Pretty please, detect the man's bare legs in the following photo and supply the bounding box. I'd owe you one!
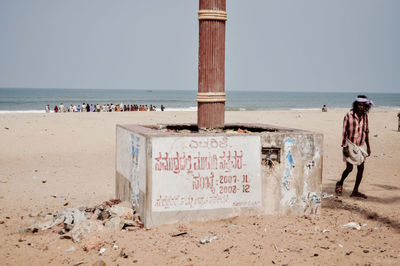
[353,163,364,193]
[336,162,367,198]
[339,162,353,185]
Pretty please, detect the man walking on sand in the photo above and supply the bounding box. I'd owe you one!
[335,95,373,199]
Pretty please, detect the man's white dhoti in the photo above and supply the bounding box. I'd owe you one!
[344,139,368,165]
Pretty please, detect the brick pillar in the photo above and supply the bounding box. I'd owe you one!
[197,0,226,130]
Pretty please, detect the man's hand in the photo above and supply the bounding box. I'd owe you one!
[343,146,350,157]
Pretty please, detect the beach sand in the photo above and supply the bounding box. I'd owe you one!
[0,109,399,265]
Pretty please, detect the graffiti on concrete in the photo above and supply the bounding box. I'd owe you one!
[282,138,296,191]
[303,192,321,215]
[129,134,141,207]
[301,150,321,214]
[288,196,297,206]
[306,160,315,170]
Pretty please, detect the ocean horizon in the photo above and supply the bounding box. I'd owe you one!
[0,88,399,113]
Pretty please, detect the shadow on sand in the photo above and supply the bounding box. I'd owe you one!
[323,197,400,233]
[371,183,400,191]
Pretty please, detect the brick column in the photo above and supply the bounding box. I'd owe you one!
[197,0,226,130]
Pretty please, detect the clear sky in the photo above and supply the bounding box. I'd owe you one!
[0,0,399,93]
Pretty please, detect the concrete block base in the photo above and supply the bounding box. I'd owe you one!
[116,124,323,228]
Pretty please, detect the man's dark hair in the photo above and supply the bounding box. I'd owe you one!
[352,95,371,113]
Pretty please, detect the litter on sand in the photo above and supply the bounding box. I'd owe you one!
[339,222,361,230]
[199,236,218,244]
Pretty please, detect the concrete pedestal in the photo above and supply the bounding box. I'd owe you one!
[116,124,323,228]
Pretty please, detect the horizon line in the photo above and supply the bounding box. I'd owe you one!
[0,87,399,94]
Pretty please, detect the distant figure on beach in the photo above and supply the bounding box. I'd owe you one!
[161,105,165,111]
[398,112,400,131]
[335,95,373,199]
[322,105,328,112]
[54,105,58,113]
[45,104,50,113]
[59,103,64,113]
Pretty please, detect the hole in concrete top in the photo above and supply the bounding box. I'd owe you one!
[224,125,278,133]
[146,125,280,133]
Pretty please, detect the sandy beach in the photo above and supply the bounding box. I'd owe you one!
[1,109,399,265]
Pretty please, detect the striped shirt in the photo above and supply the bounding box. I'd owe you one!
[342,110,369,147]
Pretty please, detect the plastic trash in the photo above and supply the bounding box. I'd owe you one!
[322,192,333,199]
[98,247,106,255]
[65,246,75,252]
[200,236,218,244]
[339,222,361,230]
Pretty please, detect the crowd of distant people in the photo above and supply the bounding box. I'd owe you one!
[45,103,165,113]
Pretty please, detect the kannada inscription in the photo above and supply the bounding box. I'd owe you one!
[152,136,261,211]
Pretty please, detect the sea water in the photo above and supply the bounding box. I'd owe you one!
[0,88,399,113]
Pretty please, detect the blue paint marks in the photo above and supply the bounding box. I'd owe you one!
[308,193,321,204]
[289,196,297,206]
[285,138,296,144]
[130,134,140,165]
[282,138,296,191]
[286,151,293,165]
[304,192,321,215]
[129,134,141,207]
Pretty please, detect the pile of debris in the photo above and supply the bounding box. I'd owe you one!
[21,199,143,243]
